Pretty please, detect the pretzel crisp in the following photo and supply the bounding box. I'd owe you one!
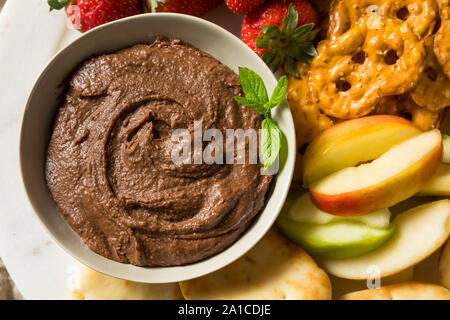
[411,36,450,111]
[328,0,437,40]
[373,94,444,131]
[434,0,450,79]
[436,0,450,19]
[287,62,334,187]
[309,15,425,119]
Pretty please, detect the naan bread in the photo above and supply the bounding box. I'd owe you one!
[180,229,331,300]
[71,266,183,300]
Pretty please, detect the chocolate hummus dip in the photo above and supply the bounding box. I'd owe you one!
[46,37,272,267]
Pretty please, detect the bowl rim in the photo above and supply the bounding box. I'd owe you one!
[19,12,296,283]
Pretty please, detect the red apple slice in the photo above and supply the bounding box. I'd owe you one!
[303,115,421,186]
[310,130,442,216]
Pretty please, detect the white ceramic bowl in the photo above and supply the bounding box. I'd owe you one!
[20,13,295,283]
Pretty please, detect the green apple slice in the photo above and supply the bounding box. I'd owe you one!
[320,199,450,279]
[289,192,391,229]
[277,216,395,259]
[443,134,450,164]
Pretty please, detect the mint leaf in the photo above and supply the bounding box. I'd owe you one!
[233,96,267,115]
[261,118,282,169]
[267,76,288,109]
[238,67,269,105]
[234,68,286,170]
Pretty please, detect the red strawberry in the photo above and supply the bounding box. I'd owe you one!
[225,0,266,15]
[144,0,222,16]
[241,0,318,76]
[48,0,143,33]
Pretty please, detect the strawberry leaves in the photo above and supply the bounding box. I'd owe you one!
[48,0,142,32]
[233,67,287,169]
[48,0,71,10]
[256,4,319,77]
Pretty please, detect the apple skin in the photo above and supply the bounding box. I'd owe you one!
[303,115,421,186]
[289,192,391,228]
[310,133,443,216]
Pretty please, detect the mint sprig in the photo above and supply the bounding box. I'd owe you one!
[233,67,287,169]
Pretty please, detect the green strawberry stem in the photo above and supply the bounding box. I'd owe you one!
[48,0,71,11]
[256,4,319,77]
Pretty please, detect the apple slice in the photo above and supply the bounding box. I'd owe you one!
[329,267,414,299]
[320,200,450,280]
[310,130,443,216]
[439,240,450,290]
[416,164,450,197]
[303,115,421,186]
[277,217,395,259]
[443,134,450,164]
[289,192,391,229]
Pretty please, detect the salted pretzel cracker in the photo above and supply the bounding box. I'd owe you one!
[434,1,450,79]
[437,0,450,19]
[409,105,445,131]
[401,94,445,131]
[411,36,450,111]
[328,0,437,40]
[309,15,425,119]
[373,94,444,131]
[372,96,403,116]
[287,62,334,187]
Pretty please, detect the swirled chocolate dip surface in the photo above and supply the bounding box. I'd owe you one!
[46,37,272,266]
